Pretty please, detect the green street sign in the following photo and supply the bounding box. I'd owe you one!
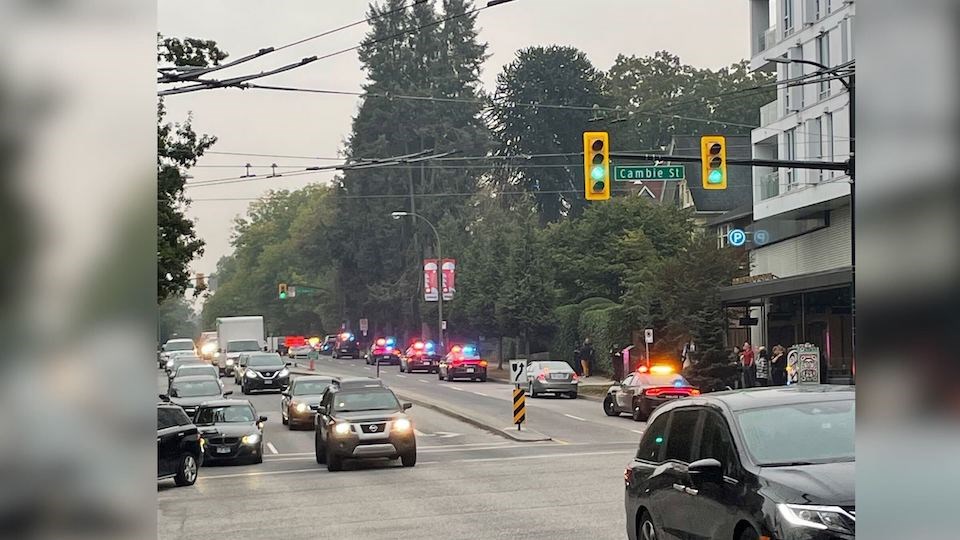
[613,165,685,181]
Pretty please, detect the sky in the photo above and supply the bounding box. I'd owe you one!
[159,0,750,285]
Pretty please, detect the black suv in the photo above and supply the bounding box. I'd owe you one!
[314,382,416,472]
[332,333,360,359]
[624,386,855,540]
[240,353,290,394]
[157,401,202,487]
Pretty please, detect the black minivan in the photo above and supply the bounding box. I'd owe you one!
[624,385,855,540]
[157,401,202,487]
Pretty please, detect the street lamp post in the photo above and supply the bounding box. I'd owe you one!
[766,57,856,372]
[391,211,444,349]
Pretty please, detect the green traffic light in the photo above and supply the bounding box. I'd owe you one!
[708,169,723,184]
[591,164,606,181]
[279,292,287,299]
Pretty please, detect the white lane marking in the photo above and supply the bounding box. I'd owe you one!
[564,414,587,421]
[449,385,464,391]
[414,429,425,436]
[631,429,645,435]
[266,442,279,454]
[363,366,370,370]
[396,374,406,378]
[471,391,488,397]
[418,379,429,383]
[199,467,319,481]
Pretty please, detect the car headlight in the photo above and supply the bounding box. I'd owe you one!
[166,360,174,368]
[777,504,855,535]
[294,402,308,413]
[246,370,258,378]
[225,358,234,365]
[333,422,352,435]
[393,418,412,432]
[241,433,261,445]
[278,368,289,377]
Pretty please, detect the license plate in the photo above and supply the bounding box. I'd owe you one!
[550,373,566,380]
[466,368,475,373]
[664,394,680,399]
[216,446,231,454]
[264,380,273,384]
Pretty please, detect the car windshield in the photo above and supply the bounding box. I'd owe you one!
[737,399,855,466]
[248,355,284,368]
[172,380,222,398]
[333,389,400,412]
[195,405,255,425]
[293,380,333,395]
[228,340,261,352]
[165,341,194,351]
[538,361,572,372]
[636,374,690,386]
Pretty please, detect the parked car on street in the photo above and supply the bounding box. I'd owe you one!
[194,400,268,465]
[281,375,337,429]
[524,360,579,398]
[603,365,699,421]
[157,401,202,487]
[365,337,401,366]
[314,381,416,472]
[624,385,855,540]
[400,340,441,373]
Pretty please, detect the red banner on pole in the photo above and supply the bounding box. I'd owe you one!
[441,259,456,301]
[423,259,439,302]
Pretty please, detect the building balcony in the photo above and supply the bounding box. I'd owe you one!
[759,100,779,127]
[754,26,777,54]
[758,171,780,201]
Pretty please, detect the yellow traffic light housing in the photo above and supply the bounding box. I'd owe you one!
[701,135,727,190]
[583,132,610,200]
[278,283,288,300]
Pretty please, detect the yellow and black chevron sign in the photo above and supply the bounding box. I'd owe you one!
[513,387,526,425]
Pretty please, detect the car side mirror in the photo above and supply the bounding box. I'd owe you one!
[223,390,233,397]
[285,362,292,366]
[158,394,170,402]
[258,415,268,423]
[688,458,723,484]
[402,402,413,411]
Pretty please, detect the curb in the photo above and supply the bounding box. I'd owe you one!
[291,367,551,443]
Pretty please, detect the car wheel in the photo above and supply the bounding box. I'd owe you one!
[241,384,248,395]
[528,383,538,398]
[603,396,618,416]
[569,392,578,399]
[632,400,649,422]
[173,453,199,487]
[314,432,326,464]
[637,510,658,540]
[400,449,417,467]
[326,446,343,472]
[738,527,760,540]
[253,446,263,464]
[446,372,454,382]
[479,375,487,382]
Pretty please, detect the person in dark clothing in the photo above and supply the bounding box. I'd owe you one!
[581,339,595,377]
[573,345,582,376]
[770,345,787,385]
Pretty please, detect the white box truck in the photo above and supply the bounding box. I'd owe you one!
[216,316,265,376]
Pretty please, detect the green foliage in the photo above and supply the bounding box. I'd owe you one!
[156,36,226,303]
[549,297,615,366]
[488,45,608,223]
[578,304,628,376]
[159,296,198,343]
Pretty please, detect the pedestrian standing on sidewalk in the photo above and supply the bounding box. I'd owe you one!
[741,341,756,388]
[581,338,595,377]
[770,345,787,386]
[729,346,742,388]
[573,345,582,376]
[755,346,770,387]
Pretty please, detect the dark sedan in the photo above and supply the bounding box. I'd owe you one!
[167,375,231,419]
[401,341,441,373]
[240,353,290,394]
[365,337,401,366]
[281,376,336,429]
[438,345,487,382]
[195,400,268,464]
[332,332,360,359]
[625,385,855,540]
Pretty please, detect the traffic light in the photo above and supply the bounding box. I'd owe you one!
[278,283,288,300]
[583,131,610,200]
[700,135,727,190]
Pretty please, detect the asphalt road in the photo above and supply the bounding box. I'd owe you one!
[157,361,643,539]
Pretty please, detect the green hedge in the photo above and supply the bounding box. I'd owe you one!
[549,298,616,368]
[578,304,629,376]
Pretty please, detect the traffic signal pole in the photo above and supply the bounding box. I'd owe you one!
[609,152,852,174]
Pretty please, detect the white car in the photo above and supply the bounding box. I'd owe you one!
[159,338,196,369]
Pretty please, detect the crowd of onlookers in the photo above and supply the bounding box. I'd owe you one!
[732,341,788,388]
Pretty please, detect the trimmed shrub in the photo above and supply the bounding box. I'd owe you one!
[578,304,629,376]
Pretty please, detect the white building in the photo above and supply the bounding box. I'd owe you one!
[719,0,856,383]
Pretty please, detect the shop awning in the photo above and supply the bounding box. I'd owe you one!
[719,267,853,304]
